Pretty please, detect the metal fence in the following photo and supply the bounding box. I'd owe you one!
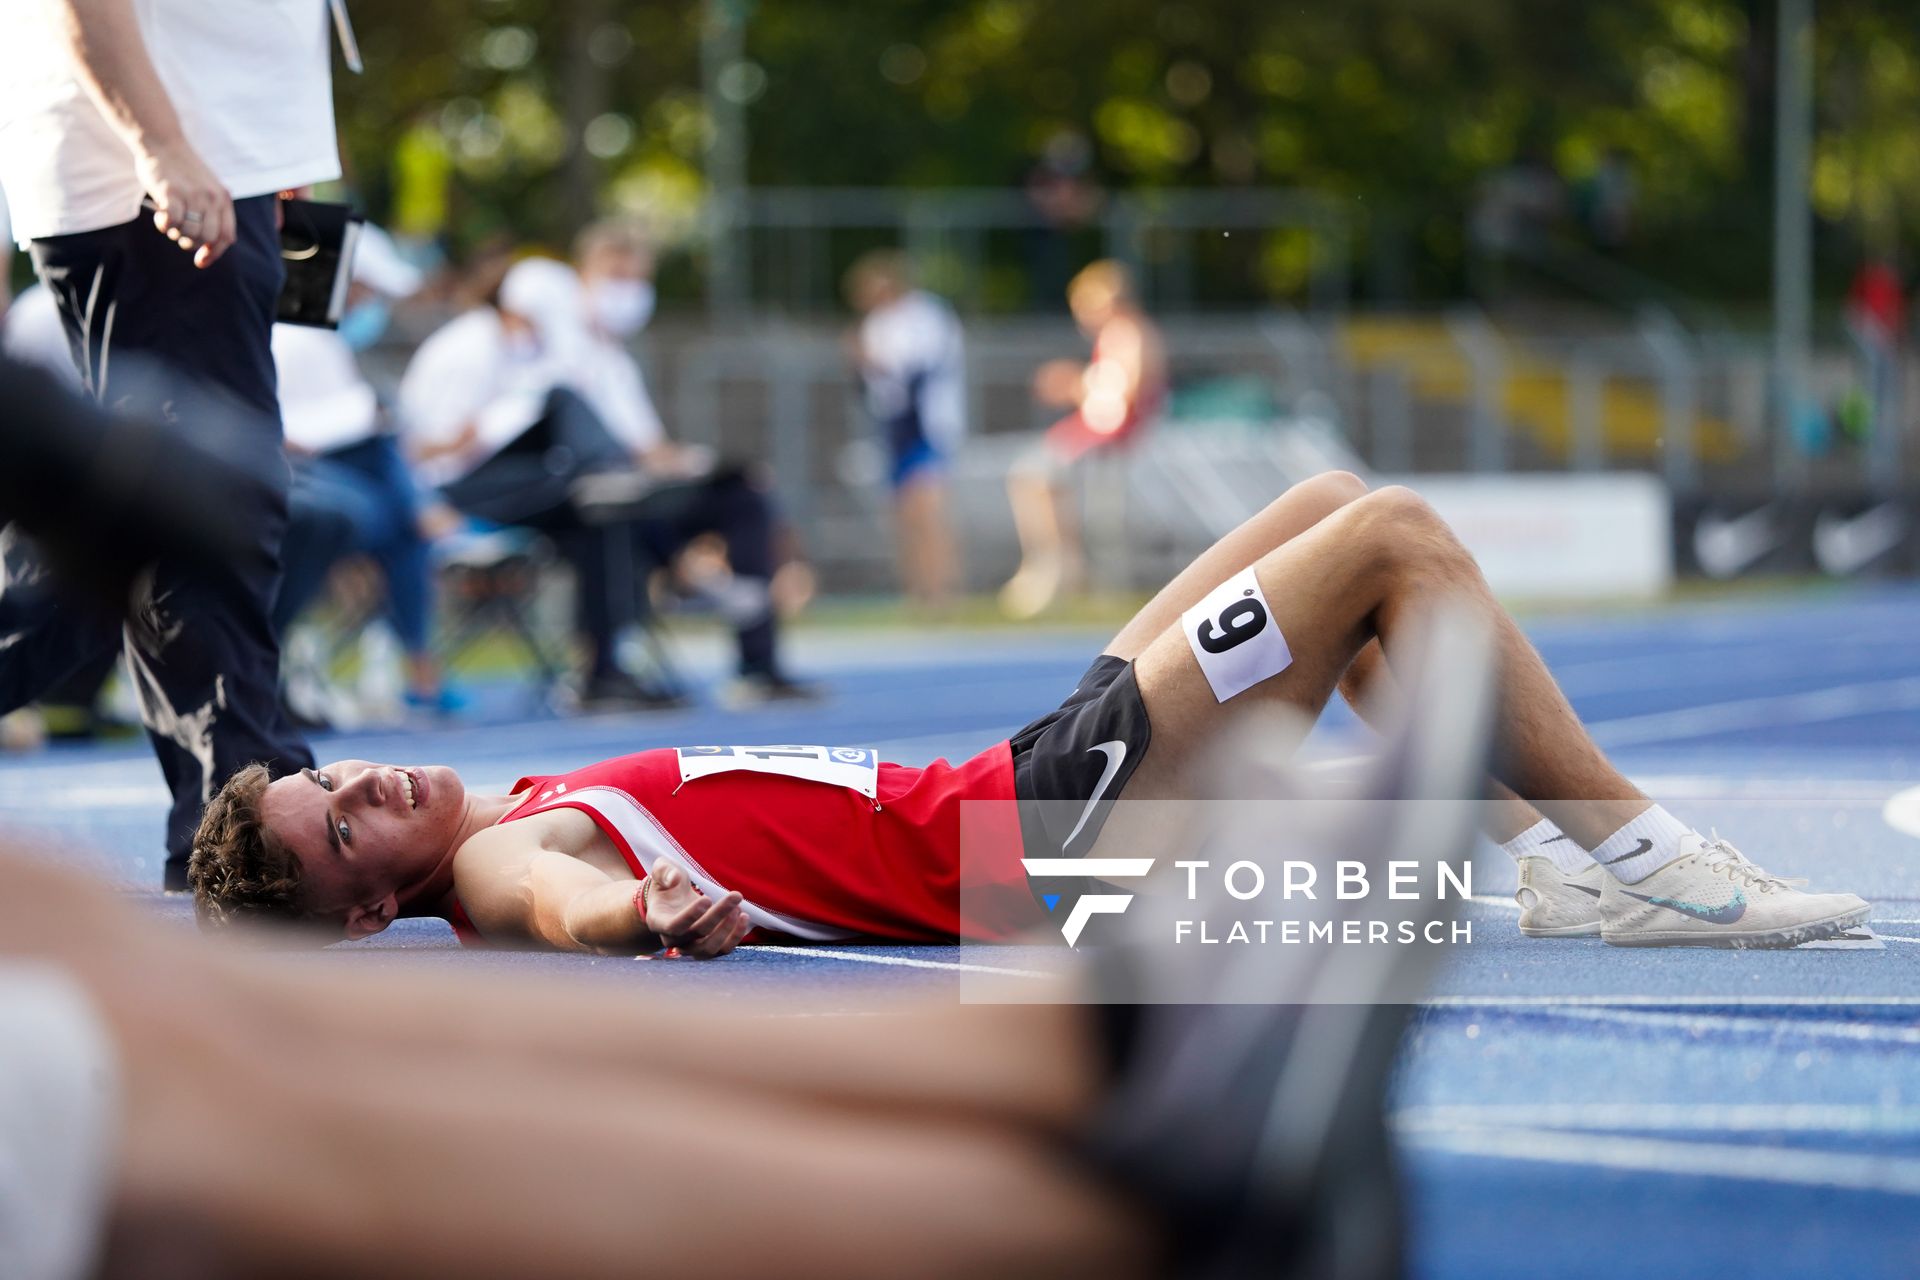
[703,186,1354,317]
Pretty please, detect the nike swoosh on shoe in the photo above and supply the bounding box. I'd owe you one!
[1570,883,1602,899]
[1622,889,1747,925]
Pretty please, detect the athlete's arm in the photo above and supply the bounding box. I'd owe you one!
[456,829,750,957]
[533,855,751,956]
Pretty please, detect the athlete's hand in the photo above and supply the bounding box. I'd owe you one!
[136,138,236,268]
[644,861,752,958]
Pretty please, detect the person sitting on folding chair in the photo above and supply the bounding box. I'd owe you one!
[398,255,812,709]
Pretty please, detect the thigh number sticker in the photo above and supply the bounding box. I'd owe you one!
[677,745,880,798]
[1180,566,1292,702]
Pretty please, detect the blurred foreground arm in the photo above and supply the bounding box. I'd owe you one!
[0,852,1144,1280]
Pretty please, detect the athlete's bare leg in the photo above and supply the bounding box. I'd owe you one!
[0,855,1150,1280]
[1105,469,1370,660]
[1341,634,1548,843]
[1113,486,1650,848]
[1105,470,1555,844]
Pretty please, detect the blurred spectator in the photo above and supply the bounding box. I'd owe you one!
[569,220,815,703]
[845,249,966,612]
[1002,260,1166,620]
[1578,146,1636,252]
[399,256,656,708]
[0,0,330,885]
[1469,145,1566,298]
[1022,129,1104,308]
[400,254,809,708]
[273,224,458,719]
[1843,255,1905,449]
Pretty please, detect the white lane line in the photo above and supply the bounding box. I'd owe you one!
[1468,895,1519,911]
[1636,774,1908,803]
[771,947,1052,979]
[1430,1003,1920,1048]
[1880,935,1920,946]
[1588,676,1920,748]
[1394,1123,1920,1196]
[1396,1102,1920,1135]
[1424,994,1920,1009]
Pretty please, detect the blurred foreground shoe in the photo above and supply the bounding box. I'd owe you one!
[1088,608,1496,1280]
[1515,857,1604,937]
[1600,833,1869,949]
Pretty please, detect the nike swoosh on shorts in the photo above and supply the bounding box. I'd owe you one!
[1621,889,1748,925]
[1060,740,1128,855]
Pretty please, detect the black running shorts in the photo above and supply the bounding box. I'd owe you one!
[1009,654,1153,862]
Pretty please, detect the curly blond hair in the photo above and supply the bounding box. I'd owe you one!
[188,762,307,930]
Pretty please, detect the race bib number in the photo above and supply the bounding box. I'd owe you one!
[676,745,880,798]
[1180,566,1292,702]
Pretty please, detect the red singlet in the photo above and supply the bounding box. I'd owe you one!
[448,743,1037,946]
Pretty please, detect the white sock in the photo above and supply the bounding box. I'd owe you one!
[1500,818,1593,875]
[1590,805,1693,883]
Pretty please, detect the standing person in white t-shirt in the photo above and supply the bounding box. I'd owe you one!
[0,0,339,888]
[845,250,966,611]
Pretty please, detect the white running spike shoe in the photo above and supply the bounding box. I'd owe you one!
[1515,856,1605,937]
[1599,833,1869,948]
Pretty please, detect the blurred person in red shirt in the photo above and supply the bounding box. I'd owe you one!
[1002,260,1166,619]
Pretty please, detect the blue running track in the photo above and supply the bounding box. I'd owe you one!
[4,585,1918,1278]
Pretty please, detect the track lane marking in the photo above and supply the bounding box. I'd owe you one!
[1588,675,1920,748]
[1420,1003,1920,1047]
[1394,1123,1920,1196]
[1424,994,1920,1008]
[1396,1102,1920,1135]
[770,947,1052,979]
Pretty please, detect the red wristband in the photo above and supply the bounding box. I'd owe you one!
[633,879,650,928]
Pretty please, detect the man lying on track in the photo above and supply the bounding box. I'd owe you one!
[191,471,1870,952]
[7,623,1493,1280]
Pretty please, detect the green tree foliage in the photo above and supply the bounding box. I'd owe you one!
[338,0,1920,302]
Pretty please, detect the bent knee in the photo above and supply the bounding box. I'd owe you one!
[1265,469,1368,532]
[1356,483,1442,527]
[1295,468,1369,509]
[1352,485,1473,570]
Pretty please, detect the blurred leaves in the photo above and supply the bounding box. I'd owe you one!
[336,0,1920,298]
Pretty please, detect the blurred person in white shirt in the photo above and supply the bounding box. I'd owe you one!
[273,224,458,717]
[845,250,966,611]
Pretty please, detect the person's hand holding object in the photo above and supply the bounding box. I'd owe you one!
[136,137,235,267]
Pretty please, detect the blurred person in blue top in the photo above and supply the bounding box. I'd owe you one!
[272,224,460,718]
[845,250,966,612]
